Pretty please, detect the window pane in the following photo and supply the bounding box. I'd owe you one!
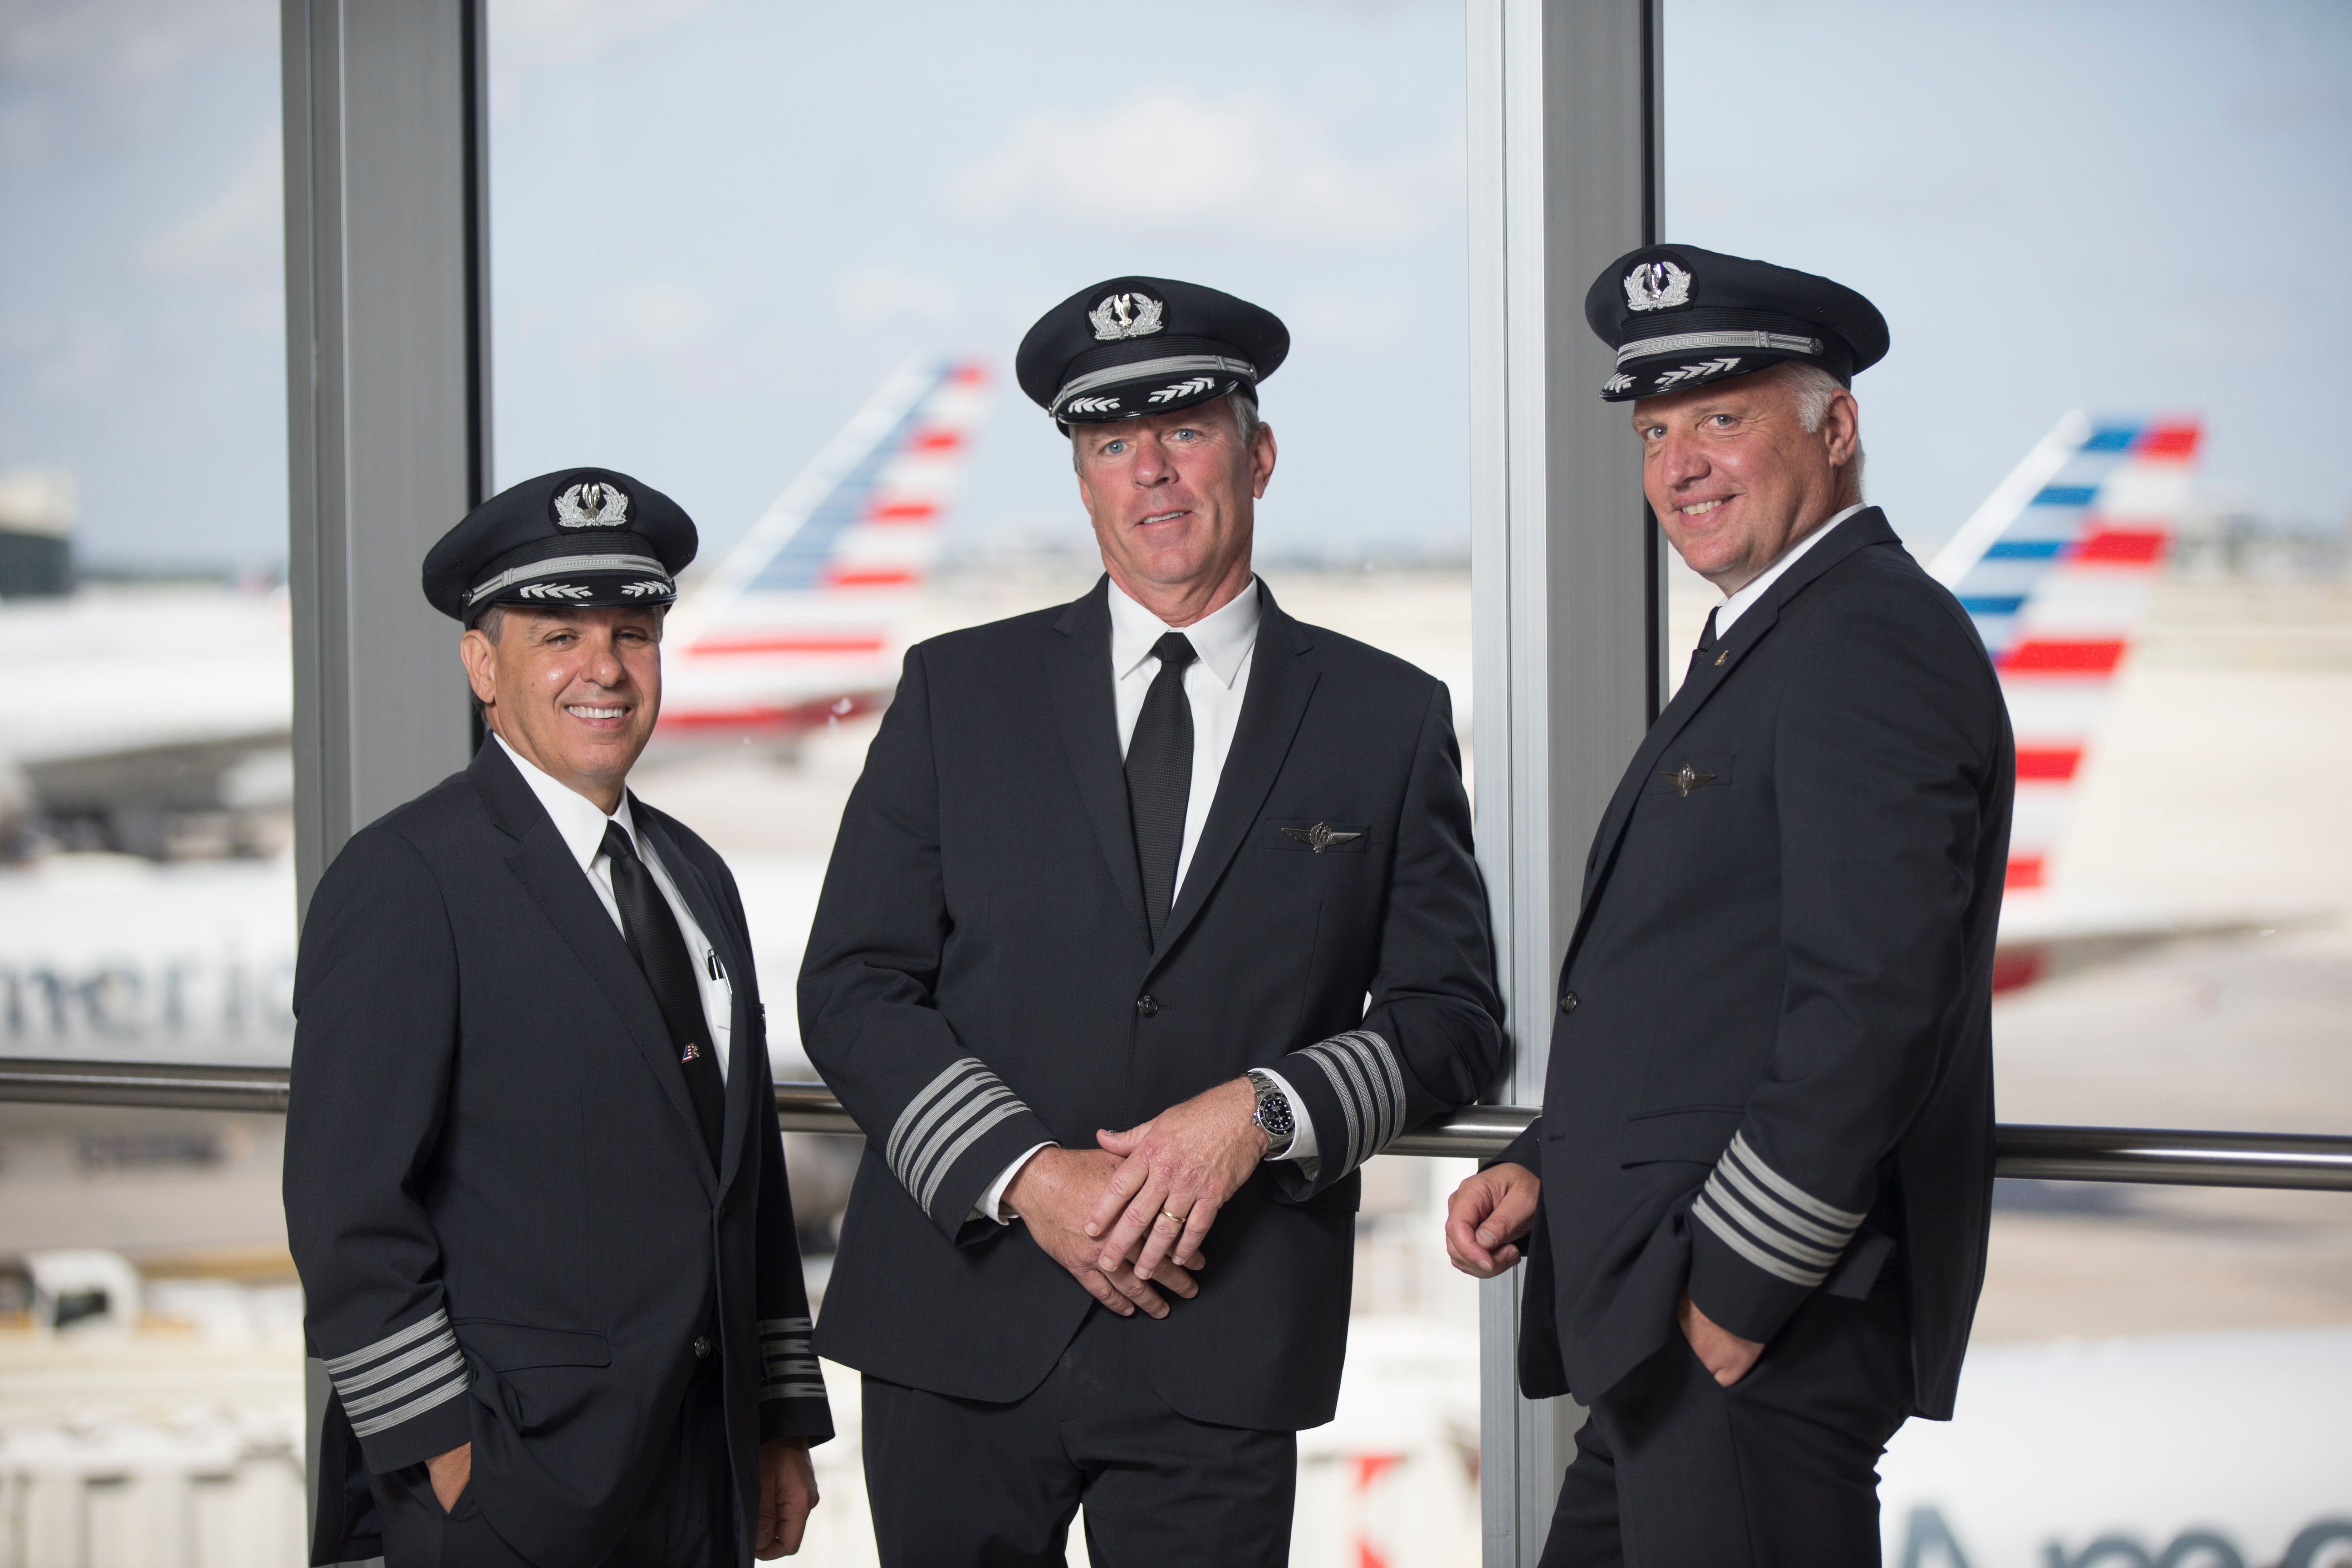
[0,5,304,1559]
[490,3,1474,1562]
[2,0,296,1058]
[1665,4,2352,1562]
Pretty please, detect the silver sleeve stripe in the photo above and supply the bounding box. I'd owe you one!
[1709,1155,1849,1251]
[1299,1046,1363,1170]
[886,1057,1039,1215]
[348,1370,470,1438]
[917,1100,1027,1212]
[1700,1173,1845,1270]
[463,553,670,607]
[1304,1037,1380,1170]
[757,1317,812,1335]
[1326,1034,1391,1152]
[1692,1194,1831,1288]
[902,1082,1014,1199]
[1726,1133,1866,1226]
[886,1060,979,1170]
[1690,1133,1868,1288]
[332,1325,461,1395]
[323,1308,451,1376]
[1615,330,1823,367]
[1297,1030,1405,1175]
[887,1059,1033,1209]
[339,1350,468,1417]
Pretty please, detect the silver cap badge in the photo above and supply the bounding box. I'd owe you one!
[1623,260,1693,313]
[1088,292,1165,341]
[553,482,631,529]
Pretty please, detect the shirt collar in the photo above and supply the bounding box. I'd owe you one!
[1107,575,1261,689]
[1717,502,1867,633]
[494,731,637,872]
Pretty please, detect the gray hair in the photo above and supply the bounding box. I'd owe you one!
[1070,387,1260,472]
[1770,361,1866,498]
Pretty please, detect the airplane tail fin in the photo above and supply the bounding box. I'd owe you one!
[1931,415,2202,893]
[657,358,992,736]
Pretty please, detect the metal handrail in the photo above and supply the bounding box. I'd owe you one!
[5,1058,2350,1191]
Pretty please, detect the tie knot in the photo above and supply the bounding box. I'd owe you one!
[1698,609,1720,652]
[1152,632,1199,671]
[600,821,638,864]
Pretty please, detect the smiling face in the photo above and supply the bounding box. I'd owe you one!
[1632,363,1862,594]
[1072,394,1275,627]
[459,605,664,811]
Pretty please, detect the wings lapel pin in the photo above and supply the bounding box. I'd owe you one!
[1283,821,1362,853]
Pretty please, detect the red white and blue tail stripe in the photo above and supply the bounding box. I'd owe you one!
[1930,414,2201,893]
[657,359,991,737]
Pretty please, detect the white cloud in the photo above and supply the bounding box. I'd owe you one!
[614,282,715,353]
[142,136,279,279]
[834,265,961,329]
[492,0,718,63]
[952,87,1458,243]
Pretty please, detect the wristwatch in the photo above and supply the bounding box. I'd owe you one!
[1246,1070,1296,1160]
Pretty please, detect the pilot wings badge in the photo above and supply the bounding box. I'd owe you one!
[1623,259,1693,313]
[554,481,631,528]
[1282,822,1362,854]
[1088,291,1165,341]
[1660,764,1716,798]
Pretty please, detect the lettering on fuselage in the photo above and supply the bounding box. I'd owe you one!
[1901,1507,2352,1568]
[0,953,295,1053]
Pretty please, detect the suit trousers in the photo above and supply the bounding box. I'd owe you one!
[1537,1284,1913,1568]
[370,1367,736,1568]
[861,1305,1298,1568]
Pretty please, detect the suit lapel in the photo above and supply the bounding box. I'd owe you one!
[1565,509,1899,961]
[634,805,755,1197]
[471,744,715,1197]
[1045,579,1152,950]
[1149,593,1319,966]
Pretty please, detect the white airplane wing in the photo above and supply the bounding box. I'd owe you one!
[657,358,992,740]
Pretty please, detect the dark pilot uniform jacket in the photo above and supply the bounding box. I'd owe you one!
[1500,509,2013,1422]
[800,578,1503,1432]
[284,741,833,1568]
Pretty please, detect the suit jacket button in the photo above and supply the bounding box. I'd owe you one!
[1136,995,1160,1018]
[692,1335,712,1358]
[1559,991,1578,1014]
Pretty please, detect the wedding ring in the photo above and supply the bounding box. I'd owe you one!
[1161,1208,1188,1224]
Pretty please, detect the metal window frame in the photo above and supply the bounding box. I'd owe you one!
[284,0,491,919]
[1468,3,1665,1560]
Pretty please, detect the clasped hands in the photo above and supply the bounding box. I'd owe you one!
[1444,1161,1765,1387]
[1004,1075,1269,1320]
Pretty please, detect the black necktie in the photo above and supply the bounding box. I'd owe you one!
[1126,632,1199,947]
[601,823,725,1168]
[1689,608,1721,681]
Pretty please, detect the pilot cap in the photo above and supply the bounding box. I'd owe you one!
[1584,245,1889,402]
[1016,276,1289,430]
[421,468,698,622]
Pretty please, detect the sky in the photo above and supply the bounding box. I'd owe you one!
[2,0,2347,571]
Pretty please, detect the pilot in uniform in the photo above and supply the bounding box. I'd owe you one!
[285,471,831,1567]
[800,277,1503,1566]
[1446,248,2015,1565]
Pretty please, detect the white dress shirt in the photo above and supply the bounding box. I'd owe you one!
[1714,503,1866,637]
[495,734,735,1083]
[975,576,1319,1225]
